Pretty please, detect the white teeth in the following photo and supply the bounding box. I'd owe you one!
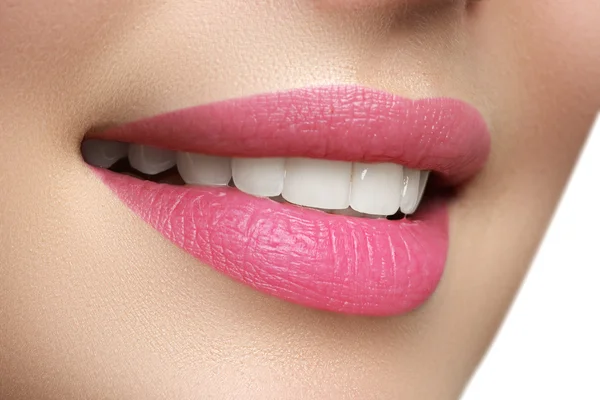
[350,163,403,216]
[88,136,432,216]
[177,153,232,186]
[400,167,422,215]
[128,144,176,175]
[82,140,129,168]
[232,158,285,197]
[282,158,351,210]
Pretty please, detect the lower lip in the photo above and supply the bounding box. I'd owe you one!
[95,168,449,316]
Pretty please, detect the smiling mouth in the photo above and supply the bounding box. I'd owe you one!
[83,85,490,316]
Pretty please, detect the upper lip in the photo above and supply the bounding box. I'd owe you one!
[91,85,490,185]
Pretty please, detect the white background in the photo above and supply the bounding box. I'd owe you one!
[461,114,600,399]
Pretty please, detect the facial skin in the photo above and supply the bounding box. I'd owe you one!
[1,1,598,398]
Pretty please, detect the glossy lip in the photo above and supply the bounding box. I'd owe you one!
[90,85,491,316]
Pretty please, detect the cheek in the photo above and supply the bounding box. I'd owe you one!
[0,1,159,88]
[470,0,600,191]
[514,1,600,164]
[474,0,600,114]
[524,1,600,95]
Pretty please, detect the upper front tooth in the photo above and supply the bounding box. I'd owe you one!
[282,158,351,210]
[177,153,232,186]
[82,140,129,168]
[350,162,403,216]
[400,167,423,215]
[128,144,176,175]
[232,158,285,197]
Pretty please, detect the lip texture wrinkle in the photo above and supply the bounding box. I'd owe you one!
[91,85,490,316]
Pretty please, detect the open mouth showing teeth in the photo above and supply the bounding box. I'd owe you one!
[82,139,433,219]
[82,85,490,316]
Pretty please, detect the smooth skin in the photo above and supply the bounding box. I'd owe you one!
[1,1,599,399]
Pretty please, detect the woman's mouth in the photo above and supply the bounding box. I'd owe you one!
[83,85,491,316]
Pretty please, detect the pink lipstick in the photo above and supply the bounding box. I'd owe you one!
[88,85,490,316]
